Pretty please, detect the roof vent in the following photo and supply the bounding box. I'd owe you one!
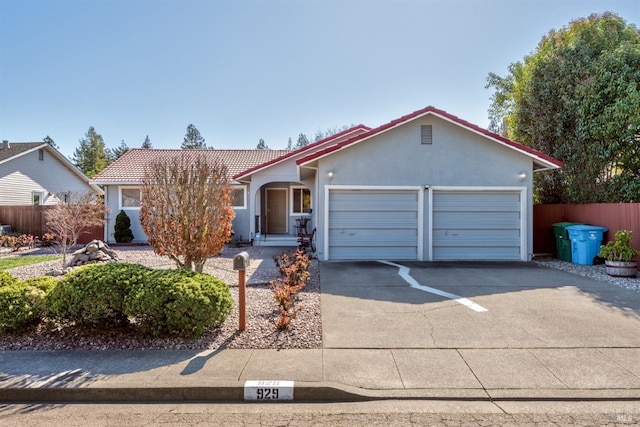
[420,125,433,145]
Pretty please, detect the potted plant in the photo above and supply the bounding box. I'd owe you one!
[598,230,639,277]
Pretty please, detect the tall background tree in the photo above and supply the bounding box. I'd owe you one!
[43,135,58,150]
[486,12,640,203]
[139,153,234,272]
[142,135,152,148]
[72,127,109,178]
[108,140,129,162]
[293,133,310,149]
[256,138,269,149]
[181,124,207,149]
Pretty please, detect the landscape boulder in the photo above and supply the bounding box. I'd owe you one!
[67,240,119,267]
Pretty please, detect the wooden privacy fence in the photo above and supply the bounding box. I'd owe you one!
[534,203,640,258]
[0,205,103,244]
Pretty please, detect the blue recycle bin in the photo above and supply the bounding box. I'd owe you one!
[566,225,608,265]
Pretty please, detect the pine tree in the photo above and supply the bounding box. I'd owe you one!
[43,135,59,149]
[181,124,206,149]
[293,133,310,149]
[142,135,152,148]
[256,138,269,149]
[108,140,129,161]
[72,127,109,177]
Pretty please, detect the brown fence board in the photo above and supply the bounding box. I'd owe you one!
[0,205,103,244]
[534,204,640,266]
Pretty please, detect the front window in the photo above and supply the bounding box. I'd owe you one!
[291,187,311,214]
[32,191,44,205]
[120,187,141,209]
[232,186,246,209]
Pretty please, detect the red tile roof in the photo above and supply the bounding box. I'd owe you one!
[233,125,371,180]
[90,149,291,184]
[296,106,563,170]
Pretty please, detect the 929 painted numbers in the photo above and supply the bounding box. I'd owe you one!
[244,380,294,401]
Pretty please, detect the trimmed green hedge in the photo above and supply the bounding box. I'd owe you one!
[47,263,153,327]
[0,275,57,333]
[124,269,233,338]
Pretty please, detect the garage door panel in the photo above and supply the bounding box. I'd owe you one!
[432,229,521,247]
[434,212,520,228]
[328,189,419,260]
[331,246,418,260]
[330,211,418,228]
[432,190,523,261]
[330,229,418,246]
[434,247,521,260]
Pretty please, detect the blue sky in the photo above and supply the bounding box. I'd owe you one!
[1,0,637,159]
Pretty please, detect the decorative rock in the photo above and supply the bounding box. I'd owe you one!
[67,240,119,267]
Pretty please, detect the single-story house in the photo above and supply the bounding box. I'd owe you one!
[91,106,562,261]
[0,140,103,205]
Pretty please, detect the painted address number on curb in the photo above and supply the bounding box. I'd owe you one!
[244,380,294,401]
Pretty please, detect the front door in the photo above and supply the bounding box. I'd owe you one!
[266,189,287,233]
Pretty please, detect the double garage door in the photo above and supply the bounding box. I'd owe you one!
[327,188,524,261]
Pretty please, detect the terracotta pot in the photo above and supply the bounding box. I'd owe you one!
[605,260,638,277]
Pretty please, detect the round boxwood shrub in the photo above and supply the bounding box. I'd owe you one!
[113,210,134,243]
[47,263,152,327]
[0,276,57,333]
[0,271,19,288]
[124,269,233,338]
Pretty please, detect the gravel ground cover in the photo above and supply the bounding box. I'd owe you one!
[533,257,640,292]
[0,245,321,351]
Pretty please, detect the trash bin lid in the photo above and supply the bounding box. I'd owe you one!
[566,225,608,232]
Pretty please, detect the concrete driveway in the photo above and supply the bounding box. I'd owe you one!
[320,261,640,349]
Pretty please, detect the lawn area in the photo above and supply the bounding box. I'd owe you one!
[0,255,61,270]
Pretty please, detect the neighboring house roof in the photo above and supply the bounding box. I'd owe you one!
[0,141,103,194]
[90,148,291,185]
[295,106,563,171]
[233,125,371,181]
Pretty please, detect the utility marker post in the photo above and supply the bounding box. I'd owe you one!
[233,251,250,331]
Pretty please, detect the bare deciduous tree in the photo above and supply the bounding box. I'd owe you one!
[140,152,235,272]
[45,191,108,266]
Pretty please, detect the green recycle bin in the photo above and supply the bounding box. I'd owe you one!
[552,222,583,262]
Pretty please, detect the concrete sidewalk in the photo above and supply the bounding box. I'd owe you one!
[1,249,640,403]
[1,346,640,403]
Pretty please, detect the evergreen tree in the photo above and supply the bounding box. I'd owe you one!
[72,126,109,178]
[113,210,134,243]
[43,135,59,149]
[286,137,293,150]
[181,124,206,149]
[293,133,310,149]
[108,140,129,161]
[142,135,152,148]
[256,138,269,149]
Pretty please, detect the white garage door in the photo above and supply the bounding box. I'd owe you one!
[328,188,420,260]
[432,190,524,260]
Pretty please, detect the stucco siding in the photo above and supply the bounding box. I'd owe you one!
[103,184,251,244]
[314,115,535,260]
[0,149,95,206]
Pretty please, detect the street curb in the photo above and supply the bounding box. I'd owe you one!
[2,383,640,403]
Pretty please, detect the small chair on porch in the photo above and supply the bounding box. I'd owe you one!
[297,227,316,253]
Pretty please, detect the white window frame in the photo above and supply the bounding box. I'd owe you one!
[290,186,312,215]
[119,186,142,210]
[232,185,247,209]
[32,191,44,206]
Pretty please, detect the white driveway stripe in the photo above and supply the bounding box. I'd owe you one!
[378,260,488,313]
